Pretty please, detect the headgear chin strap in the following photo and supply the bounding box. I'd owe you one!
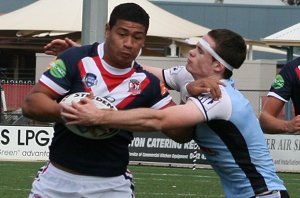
[198,38,234,71]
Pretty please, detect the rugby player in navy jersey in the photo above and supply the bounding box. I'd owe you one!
[22,3,188,198]
[259,57,300,134]
[61,29,290,198]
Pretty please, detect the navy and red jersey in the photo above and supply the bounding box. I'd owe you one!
[39,42,172,177]
[268,57,300,115]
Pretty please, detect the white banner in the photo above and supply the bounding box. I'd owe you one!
[0,126,53,161]
[1,126,300,172]
[265,134,300,172]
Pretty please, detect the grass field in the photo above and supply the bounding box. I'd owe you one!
[1,161,300,198]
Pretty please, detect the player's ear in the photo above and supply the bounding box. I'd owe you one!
[105,24,110,38]
[213,61,224,72]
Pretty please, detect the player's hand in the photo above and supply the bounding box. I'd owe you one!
[44,38,80,56]
[60,97,98,125]
[286,115,300,133]
[187,77,224,100]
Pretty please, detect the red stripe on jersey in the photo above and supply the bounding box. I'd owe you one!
[93,56,136,92]
[295,65,300,80]
[117,77,150,109]
[78,60,92,93]
[159,100,175,110]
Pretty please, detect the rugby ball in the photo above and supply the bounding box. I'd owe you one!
[60,92,119,139]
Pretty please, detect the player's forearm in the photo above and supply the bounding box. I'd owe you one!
[99,108,165,131]
[259,112,290,133]
[100,108,194,142]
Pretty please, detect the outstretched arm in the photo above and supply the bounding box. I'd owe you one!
[61,97,203,143]
[259,96,300,133]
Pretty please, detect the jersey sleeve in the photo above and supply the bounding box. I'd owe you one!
[149,78,173,110]
[188,86,232,121]
[268,61,296,102]
[163,66,194,102]
[39,47,88,96]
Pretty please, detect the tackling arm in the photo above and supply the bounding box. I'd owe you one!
[61,98,203,142]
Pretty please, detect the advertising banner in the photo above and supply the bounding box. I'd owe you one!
[129,132,208,166]
[1,126,300,172]
[0,126,52,161]
[265,134,300,172]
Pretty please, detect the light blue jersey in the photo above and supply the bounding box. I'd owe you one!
[189,80,286,197]
[163,66,287,197]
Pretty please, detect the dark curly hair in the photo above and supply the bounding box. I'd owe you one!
[109,3,150,34]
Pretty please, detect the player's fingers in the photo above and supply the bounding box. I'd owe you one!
[44,51,57,56]
[217,80,225,86]
[79,96,94,105]
[61,111,78,121]
[60,103,78,114]
[210,85,221,100]
[65,37,80,47]
[86,92,94,99]
[60,106,79,122]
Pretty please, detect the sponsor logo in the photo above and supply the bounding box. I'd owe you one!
[103,96,116,103]
[83,73,98,88]
[128,79,141,95]
[49,59,66,78]
[271,74,284,89]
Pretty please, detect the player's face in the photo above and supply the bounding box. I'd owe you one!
[104,19,146,69]
[186,35,217,79]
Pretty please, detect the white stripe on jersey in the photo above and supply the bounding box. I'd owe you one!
[267,92,288,103]
[151,94,172,109]
[40,75,68,95]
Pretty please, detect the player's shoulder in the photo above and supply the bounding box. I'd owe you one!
[289,56,300,65]
[282,57,300,71]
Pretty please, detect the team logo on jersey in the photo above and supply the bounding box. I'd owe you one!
[169,66,183,75]
[198,94,219,111]
[271,74,284,89]
[128,79,141,95]
[83,73,98,88]
[49,59,66,78]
